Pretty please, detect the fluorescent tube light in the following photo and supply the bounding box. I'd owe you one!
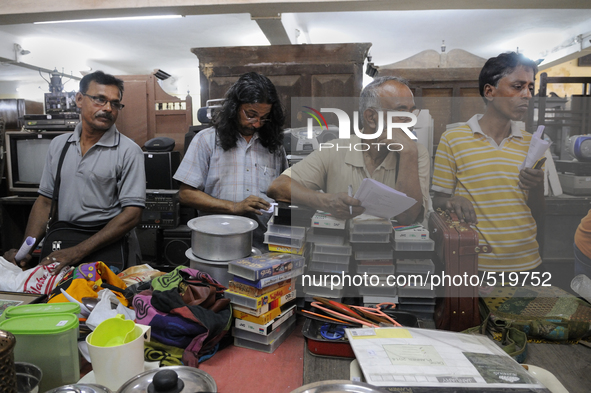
[34,15,183,24]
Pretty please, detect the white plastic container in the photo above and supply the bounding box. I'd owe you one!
[0,313,79,392]
[86,323,151,391]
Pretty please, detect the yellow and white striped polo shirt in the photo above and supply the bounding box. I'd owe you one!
[432,114,541,272]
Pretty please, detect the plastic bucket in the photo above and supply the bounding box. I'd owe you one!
[86,324,151,391]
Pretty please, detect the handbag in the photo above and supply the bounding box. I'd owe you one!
[40,221,128,272]
[40,140,128,272]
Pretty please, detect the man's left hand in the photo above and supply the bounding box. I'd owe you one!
[233,195,271,216]
[39,248,83,275]
[518,168,544,190]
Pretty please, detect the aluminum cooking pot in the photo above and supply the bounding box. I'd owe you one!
[188,215,258,261]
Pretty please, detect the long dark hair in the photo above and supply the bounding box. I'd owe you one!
[212,72,285,153]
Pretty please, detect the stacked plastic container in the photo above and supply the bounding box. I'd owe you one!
[395,258,436,319]
[264,216,307,253]
[349,215,397,304]
[393,225,437,319]
[302,213,350,300]
[0,303,81,392]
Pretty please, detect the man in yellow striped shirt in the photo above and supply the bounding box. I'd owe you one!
[432,52,545,272]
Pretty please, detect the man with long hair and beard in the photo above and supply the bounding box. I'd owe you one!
[174,72,288,250]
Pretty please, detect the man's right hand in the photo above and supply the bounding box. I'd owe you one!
[321,192,365,220]
[3,249,32,269]
[444,195,478,224]
[233,195,271,216]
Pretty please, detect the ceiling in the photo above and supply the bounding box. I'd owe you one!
[0,1,590,104]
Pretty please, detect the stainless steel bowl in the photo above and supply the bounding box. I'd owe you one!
[44,384,113,393]
[290,380,390,393]
[188,215,258,261]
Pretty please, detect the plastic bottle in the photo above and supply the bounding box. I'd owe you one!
[570,274,591,304]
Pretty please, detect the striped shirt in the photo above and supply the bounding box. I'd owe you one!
[431,115,541,272]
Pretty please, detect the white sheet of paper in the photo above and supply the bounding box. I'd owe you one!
[261,202,277,214]
[353,178,417,219]
[14,236,35,263]
[519,125,551,170]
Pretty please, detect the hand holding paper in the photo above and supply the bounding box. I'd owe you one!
[519,125,551,170]
[15,236,36,263]
[353,178,417,219]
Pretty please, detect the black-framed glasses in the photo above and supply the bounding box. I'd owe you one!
[242,109,269,124]
[82,93,125,110]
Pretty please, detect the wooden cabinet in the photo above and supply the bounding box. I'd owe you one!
[115,74,193,152]
[377,67,485,146]
[377,49,487,147]
[191,43,371,127]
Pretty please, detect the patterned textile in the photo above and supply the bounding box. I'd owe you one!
[48,261,129,306]
[144,339,184,366]
[133,266,232,367]
[482,285,591,341]
[432,115,541,271]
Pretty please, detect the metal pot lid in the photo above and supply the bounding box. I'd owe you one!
[188,215,258,236]
[185,247,262,264]
[289,380,390,393]
[45,384,113,393]
[117,366,217,393]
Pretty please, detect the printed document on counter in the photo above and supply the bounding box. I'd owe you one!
[345,327,547,391]
[353,178,417,219]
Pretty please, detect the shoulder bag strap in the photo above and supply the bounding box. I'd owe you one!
[47,140,72,231]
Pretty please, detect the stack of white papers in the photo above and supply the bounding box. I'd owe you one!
[354,178,417,219]
[519,125,551,171]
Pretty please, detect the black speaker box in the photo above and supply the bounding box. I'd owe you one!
[144,137,175,152]
[144,151,181,190]
[162,225,192,267]
[136,227,161,262]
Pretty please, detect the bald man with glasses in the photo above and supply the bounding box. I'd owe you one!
[174,72,288,249]
[4,71,145,273]
[268,76,430,225]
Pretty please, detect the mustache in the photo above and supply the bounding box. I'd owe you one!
[95,112,114,121]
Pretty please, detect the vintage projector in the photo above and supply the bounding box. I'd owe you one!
[556,135,591,195]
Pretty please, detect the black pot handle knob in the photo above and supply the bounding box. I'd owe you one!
[147,370,185,393]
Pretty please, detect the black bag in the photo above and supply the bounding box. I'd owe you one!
[41,140,129,272]
[40,221,129,272]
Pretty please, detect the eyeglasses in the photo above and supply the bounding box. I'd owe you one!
[83,93,125,110]
[242,109,269,124]
[371,108,420,122]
